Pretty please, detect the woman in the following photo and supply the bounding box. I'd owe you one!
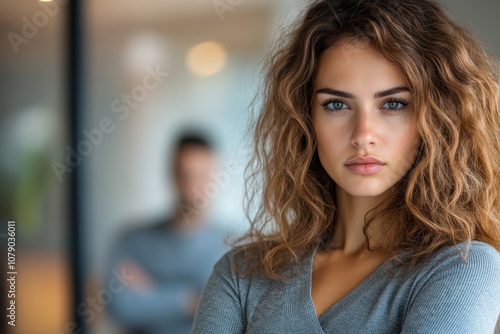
[191,0,500,333]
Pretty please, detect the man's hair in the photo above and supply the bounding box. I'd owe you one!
[174,131,213,152]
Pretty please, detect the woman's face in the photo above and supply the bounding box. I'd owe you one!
[311,41,420,198]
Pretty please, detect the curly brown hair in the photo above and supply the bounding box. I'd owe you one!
[231,0,500,281]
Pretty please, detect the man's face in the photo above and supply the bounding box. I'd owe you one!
[173,146,216,208]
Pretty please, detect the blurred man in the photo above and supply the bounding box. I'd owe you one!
[105,131,231,334]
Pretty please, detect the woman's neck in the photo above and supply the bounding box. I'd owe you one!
[330,187,385,255]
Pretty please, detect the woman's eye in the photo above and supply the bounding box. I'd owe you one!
[383,100,408,110]
[324,101,347,110]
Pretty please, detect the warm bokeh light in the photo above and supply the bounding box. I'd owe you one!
[186,41,228,77]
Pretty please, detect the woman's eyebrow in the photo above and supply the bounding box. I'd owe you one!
[373,87,411,98]
[315,86,410,98]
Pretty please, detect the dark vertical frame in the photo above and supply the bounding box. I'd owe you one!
[68,0,85,332]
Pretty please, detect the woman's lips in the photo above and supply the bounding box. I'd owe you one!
[344,155,385,175]
[345,163,384,175]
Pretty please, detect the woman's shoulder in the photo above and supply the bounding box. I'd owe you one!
[398,241,500,331]
[410,240,500,288]
[427,240,500,268]
[209,242,293,309]
[211,242,263,278]
[212,245,244,274]
[212,241,302,283]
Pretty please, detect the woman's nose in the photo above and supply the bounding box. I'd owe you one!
[350,111,376,149]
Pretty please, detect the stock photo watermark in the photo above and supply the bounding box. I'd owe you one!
[51,64,169,182]
[5,221,17,327]
[7,0,69,54]
[213,0,243,21]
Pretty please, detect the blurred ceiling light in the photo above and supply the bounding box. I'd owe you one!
[123,32,168,78]
[38,0,54,2]
[186,41,227,77]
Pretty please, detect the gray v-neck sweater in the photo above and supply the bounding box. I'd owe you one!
[190,241,500,333]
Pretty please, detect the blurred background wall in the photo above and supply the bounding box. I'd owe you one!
[0,0,498,333]
[0,1,70,334]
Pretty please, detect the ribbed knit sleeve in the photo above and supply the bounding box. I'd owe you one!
[190,249,246,334]
[401,242,500,334]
